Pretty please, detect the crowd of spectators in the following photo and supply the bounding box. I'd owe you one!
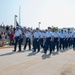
[0,25,15,46]
[0,24,33,47]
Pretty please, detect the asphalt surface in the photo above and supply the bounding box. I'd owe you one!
[0,47,75,75]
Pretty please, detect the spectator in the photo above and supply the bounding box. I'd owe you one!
[0,32,2,39]
[6,25,9,33]
[9,32,14,45]
[1,32,6,46]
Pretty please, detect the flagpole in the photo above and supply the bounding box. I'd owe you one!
[14,15,17,28]
[38,22,41,29]
[14,16,15,28]
[19,6,21,26]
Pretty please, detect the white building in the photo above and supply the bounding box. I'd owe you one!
[58,27,75,32]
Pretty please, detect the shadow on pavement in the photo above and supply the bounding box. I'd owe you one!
[52,51,59,56]
[23,49,32,52]
[0,50,26,57]
[60,50,66,53]
[27,52,38,56]
[42,54,51,60]
[0,52,14,57]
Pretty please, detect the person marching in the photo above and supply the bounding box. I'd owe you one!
[67,31,70,48]
[24,30,31,50]
[40,30,45,48]
[69,32,73,47]
[33,28,41,52]
[59,30,65,50]
[72,31,75,50]
[42,30,47,52]
[64,31,68,49]
[44,27,53,54]
[13,27,22,52]
[67,31,72,48]
[52,28,60,52]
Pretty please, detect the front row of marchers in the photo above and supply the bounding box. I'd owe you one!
[13,27,75,55]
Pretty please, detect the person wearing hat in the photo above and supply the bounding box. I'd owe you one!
[13,27,22,52]
[24,29,31,50]
[64,30,68,49]
[33,28,41,52]
[72,31,75,50]
[67,31,72,48]
[44,27,53,54]
[52,28,60,52]
[59,30,65,50]
[40,30,45,48]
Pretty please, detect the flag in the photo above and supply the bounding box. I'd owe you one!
[16,21,22,29]
[39,22,41,24]
[15,15,18,17]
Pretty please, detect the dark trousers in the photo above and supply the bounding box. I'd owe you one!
[10,38,14,45]
[60,38,65,50]
[71,39,73,46]
[40,38,43,48]
[54,38,59,52]
[70,38,72,47]
[64,38,68,49]
[24,38,31,50]
[73,38,75,49]
[14,36,21,51]
[68,38,70,48]
[33,38,40,52]
[44,37,52,54]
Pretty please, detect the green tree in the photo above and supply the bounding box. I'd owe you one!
[51,26,58,32]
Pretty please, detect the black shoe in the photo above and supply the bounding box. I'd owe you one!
[37,51,40,53]
[23,48,26,50]
[33,50,36,52]
[29,49,31,50]
[13,50,16,52]
[18,50,21,52]
[49,52,51,55]
[44,51,47,54]
[57,50,59,52]
[73,48,75,50]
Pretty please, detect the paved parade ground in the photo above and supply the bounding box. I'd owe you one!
[0,47,75,75]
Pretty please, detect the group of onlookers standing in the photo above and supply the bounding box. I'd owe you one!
[0,25,14,46]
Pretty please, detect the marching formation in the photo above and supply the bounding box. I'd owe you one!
[13,27,75,55]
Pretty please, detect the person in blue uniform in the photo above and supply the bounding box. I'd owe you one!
[24,30,31,50]
[59,30,65,50]
[69,32,73,47]
[72,31,75,50]
[44,27,53,54]
[33,28,41,52]
[64,31,68,49]
[13,27,22,52]
[40,30,45,48]
[52,28,60,52]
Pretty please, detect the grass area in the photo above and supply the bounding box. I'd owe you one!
[6,39,10,43]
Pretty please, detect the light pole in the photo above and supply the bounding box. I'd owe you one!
[38,22,41,29]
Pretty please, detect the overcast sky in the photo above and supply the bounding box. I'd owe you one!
[0,0,75,29]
